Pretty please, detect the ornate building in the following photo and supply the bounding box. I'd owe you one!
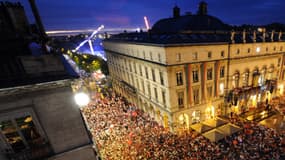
[0,1,99,160]
[104,2,285,131]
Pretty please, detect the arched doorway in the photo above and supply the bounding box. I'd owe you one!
[163,114,169,129]
[178,113,189,130]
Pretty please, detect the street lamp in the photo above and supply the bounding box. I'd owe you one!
[74,92,90,107]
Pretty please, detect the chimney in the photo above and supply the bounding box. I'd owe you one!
[278,31,282,41]
[253,30,256,43]
[230,30,235,43]
[271,30,275,42]
[242,30,246,43]
[173,5,180,18]
[28,0,47,41]
[198,1,208,15]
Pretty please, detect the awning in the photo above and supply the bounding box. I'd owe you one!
[203,117,227,128]
[190,123,213,133]
[203,129,225,142]
[217,123,242,136]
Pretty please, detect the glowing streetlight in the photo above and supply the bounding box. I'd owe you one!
[74,92,90,107]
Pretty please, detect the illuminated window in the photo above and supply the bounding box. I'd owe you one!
[219,83,224,95]
[242,71,249,87]
[0,115,49,156]
[256,47,260,53]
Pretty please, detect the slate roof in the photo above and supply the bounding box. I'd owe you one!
[151,14,231,33]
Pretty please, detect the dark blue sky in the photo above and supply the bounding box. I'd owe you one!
[11,0,285,31]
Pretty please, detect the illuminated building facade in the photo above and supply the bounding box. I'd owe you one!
[0,1,99,160]
[104,2,285,131]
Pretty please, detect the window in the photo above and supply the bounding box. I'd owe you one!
[143,51,146,58]
[150,52,153,60]
[147,84,151,97]
[207,86,212,98]
[134,63,137,74]
[219,83,224,95]
[152,69,156,82]
[236,49,240,54]
[145,67,148,79]
[256,47,260,53]
[233,72,239,88]
[208,52,212,58]
[176,53,181,62]
[207,68,213,80]
[192,70,199,83]
[176,72,183,85]
[136,79,139,88]
[141,80,145,93]
[158,53,161,62]
[220,66,225,78]
[162,91,166,104]
[221,51,224,57]
[193,88,199,104]
[178,92,184,107]
[0,115,48,155]
[129,62,132,72]
[193,52,198,60]
[266,47,269,52]
[160,71,164,85]
[154,88,158,101]
[247,48,250,53]
[274,46,276,51]
[139,65,142,76]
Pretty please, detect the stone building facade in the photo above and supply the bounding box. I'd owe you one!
[104,2,285,131]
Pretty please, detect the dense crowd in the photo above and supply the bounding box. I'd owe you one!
[82,89,285,160]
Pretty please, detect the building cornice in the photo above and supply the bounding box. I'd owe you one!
[0,79,72,97]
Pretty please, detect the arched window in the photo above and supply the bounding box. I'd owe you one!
[242,70,249,87]
[252,69,260,87]
[233,71,239,88]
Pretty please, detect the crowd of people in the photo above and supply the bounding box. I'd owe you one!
[81,88,285,160]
